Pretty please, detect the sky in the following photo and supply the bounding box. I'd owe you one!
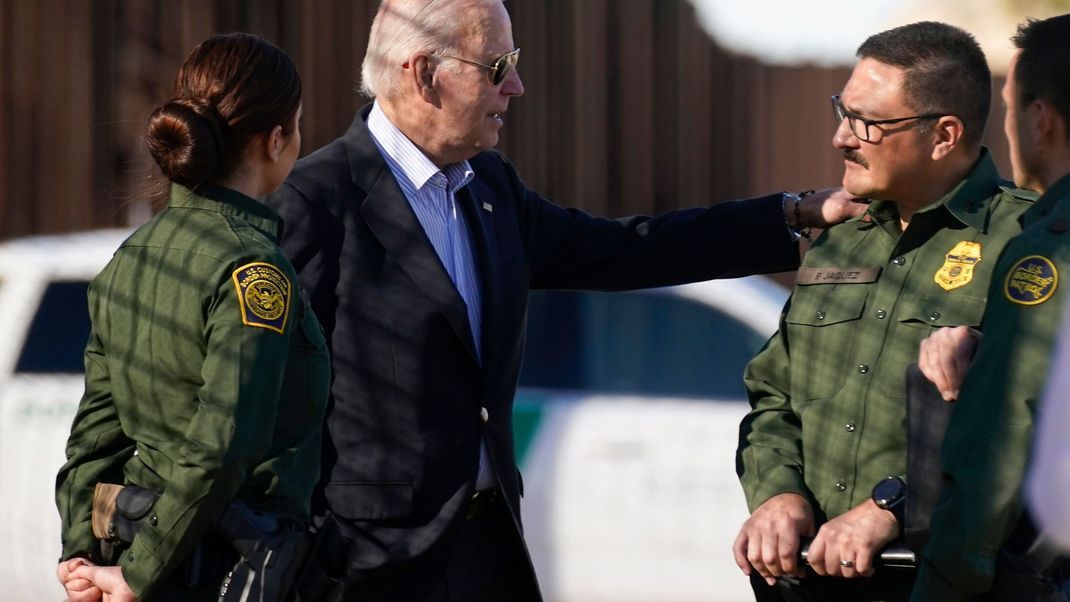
[688,0,902,67]
[687,0,1061,73]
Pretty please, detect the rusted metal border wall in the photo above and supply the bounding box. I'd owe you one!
[0,0,1011,241]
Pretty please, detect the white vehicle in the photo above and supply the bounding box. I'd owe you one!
[0,229,132,601]
[516,278,787,602]
[0,229,788,602]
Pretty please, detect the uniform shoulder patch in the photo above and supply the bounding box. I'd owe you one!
[1004,255,1058,306]
[232,262,291,333]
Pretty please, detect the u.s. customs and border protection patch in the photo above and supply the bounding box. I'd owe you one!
[1005,255,1058,305]
[934,241,982,291]
[232,262,291,334]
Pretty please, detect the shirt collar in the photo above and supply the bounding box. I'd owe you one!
[864,148,1006,233]
[1023,171,1070,228]
[168,183,282,241]
[367,101,474,193]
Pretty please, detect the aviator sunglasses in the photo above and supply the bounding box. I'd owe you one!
[436,48,520,86]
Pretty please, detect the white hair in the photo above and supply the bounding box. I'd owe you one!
[360,0,502,100]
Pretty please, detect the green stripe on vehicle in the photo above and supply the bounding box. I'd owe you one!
[512,391,548,465]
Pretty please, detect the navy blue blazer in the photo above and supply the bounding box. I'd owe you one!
[265,105,800,587]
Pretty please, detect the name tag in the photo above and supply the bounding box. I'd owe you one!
[796,267,880,285]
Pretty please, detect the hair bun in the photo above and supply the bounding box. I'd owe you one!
[145,98,227,187]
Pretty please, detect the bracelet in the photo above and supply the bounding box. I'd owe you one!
[782,191,814,241]
[781,194,800,242]
[795,190,814,241]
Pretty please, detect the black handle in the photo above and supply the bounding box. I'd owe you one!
[798,537,916,569]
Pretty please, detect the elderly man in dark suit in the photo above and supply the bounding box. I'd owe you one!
[266,1,861,600]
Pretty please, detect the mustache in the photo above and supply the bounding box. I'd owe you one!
[843,149,869,169]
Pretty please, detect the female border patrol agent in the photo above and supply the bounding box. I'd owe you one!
[54,33,329,601]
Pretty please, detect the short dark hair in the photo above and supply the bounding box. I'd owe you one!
[146,33,302,189]
[857,21,990,149]
[1012,15,1070,135]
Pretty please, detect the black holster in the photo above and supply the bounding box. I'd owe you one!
[290,512,352,602]
[214,500,311,602]
[94,484,162,564]
[92,483,313,601]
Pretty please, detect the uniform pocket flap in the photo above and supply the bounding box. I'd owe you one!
[323,481,414,521]
[786,289,868,326]
[896,295,985,327]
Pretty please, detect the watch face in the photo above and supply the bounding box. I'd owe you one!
[873,477,905,507]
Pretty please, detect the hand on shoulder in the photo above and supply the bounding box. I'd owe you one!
[796,187,869,229]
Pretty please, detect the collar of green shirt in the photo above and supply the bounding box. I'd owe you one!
[863,147,1004,233]
[1021,171,1070,229]
[169,183,283,242]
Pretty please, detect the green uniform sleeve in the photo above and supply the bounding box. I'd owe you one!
[911,295,1053,601]
[737,298,811,511]
[119,261,297,598]
[56,324,136,562]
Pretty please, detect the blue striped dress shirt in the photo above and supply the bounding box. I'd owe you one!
[367,102,496,489]
[367,103,483,359]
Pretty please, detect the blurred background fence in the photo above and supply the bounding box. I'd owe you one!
[0,0,1015,242]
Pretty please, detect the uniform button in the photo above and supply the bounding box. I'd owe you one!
[149,513,158,527]
[893,256,906,266]
[845,422,856,432]
[928,311,941,321]
[816,311,826,320]
[835,480,847,492]
[875,308,887,319]
[858,364,869,374]
[480,407,489,423]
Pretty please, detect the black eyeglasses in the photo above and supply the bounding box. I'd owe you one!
[831,94,945,142]
[437,48,520,86]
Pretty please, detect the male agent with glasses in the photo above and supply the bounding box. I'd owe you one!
[264,1,864,600]
[734,21,1036,602]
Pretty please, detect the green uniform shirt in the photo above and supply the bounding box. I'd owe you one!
[55,184,330,599]
[738,151,1033,527]
[911,174,1070,601]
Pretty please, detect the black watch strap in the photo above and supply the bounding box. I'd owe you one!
[872,476,906,524]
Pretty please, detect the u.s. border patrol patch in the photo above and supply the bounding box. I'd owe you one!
[1004,255,1058,305]
[935,241,982,291]
[232,262,291,334]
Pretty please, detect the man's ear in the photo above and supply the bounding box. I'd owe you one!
[1033,98,1068,148]
[409,54,438,103]
[931,115,965,161]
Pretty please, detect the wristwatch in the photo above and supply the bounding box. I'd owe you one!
[871,476,906,524]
